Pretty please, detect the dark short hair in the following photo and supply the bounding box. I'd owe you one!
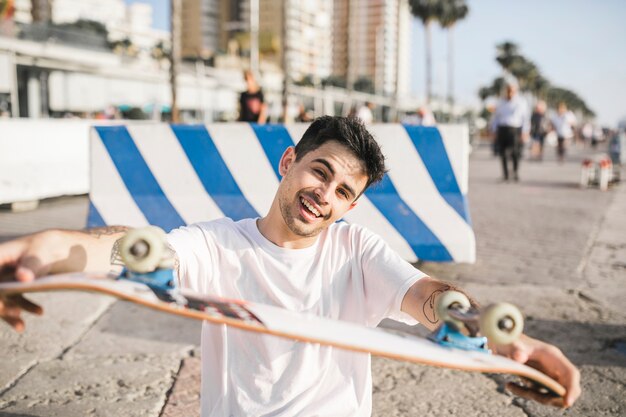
[295,116,387,193]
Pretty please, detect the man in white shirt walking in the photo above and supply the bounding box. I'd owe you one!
[356,102,375,124]
[551,102,577,162]
[0,117,580,415]
[490,79,530,181]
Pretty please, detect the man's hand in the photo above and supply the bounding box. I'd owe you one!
[0,293,43,332]
[0,227,128,331]
[495,335,581,408]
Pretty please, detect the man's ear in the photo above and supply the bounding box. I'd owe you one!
[347,200,358,211]
[279,146,296,176]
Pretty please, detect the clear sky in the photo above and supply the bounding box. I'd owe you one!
[127,0,626,126]
[411,0,626,126]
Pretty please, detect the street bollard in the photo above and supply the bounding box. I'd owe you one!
[598,158,612,191]
[580,159,594,188]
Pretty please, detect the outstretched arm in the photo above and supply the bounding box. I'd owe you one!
[0,226,129,331]
[401,277,581,408]
[400,276,478,332]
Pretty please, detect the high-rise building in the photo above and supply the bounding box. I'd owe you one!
[234,0,331,81]
[333,0,411,96]
[181,0,221,60]
[29,0,51,22]
[182,0,407,96]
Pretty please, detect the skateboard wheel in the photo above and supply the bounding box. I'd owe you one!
[480,302,524,345]
[436,291,471,326]
[120,226,167,273]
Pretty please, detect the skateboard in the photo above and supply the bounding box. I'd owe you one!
[0,227,566,401]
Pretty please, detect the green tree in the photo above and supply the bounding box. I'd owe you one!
[481,42,595,117]
[409,0,442,104]
[439,0,469,109]
[495,41,520,73]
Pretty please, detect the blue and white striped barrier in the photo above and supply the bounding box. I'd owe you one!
[88,123,475,263]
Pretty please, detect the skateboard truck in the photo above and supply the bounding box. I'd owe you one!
[115,226,183,303]
[429,291,524,352]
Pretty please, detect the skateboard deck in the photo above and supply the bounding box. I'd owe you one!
[0,272,566,399]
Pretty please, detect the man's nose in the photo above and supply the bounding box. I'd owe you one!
[314,184,332,204]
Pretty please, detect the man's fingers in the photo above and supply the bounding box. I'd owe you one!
[0,294,43,333]
[1,315,25,332]
[13,295,43,315]
[506,381,565,408]
[563,366,582,408]
[15,265,37,282]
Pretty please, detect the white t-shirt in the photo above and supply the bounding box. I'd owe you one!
[551,111,577,139]
[490,95,530,133]
[167,218,425,417]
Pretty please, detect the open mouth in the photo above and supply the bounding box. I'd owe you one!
[300,197,322,218]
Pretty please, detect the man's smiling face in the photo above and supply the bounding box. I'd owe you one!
[277,141,368,238]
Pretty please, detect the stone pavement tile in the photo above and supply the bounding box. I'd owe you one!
[0,355,176,417]
[0,292,115,392]
[160,355,201,417]
[0,292,201,416]
[372,359,526,417]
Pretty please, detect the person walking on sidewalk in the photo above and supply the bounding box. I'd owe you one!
[550,102,577,162]
[0,117,580,416]
[530,100,549,161]
[238,70,268,124]
[490,79,530,181]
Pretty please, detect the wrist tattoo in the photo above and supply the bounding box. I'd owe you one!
[423,285,451,324]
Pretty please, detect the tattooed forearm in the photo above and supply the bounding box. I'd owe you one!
[110,237,123,265]
[423,285,451,324]
[79,226,130,238]
[422,283,479,325]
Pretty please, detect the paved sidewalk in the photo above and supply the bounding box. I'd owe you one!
[0,143,624,416]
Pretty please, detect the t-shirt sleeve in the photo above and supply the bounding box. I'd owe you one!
[166,223,217,294]
[358,227,427,326]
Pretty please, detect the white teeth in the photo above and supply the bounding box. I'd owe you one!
[301,198,320,217]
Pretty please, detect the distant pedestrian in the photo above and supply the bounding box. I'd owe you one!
[581,122,593,147]
[490,79,530,181]
[417,105,436,126]
[295,103,313,122]
[530,101,548,161]
[402,105,436,126]
[356,102,375,124]
[592,125,603,149]
[550,102,576,162]
[239,70,268,124]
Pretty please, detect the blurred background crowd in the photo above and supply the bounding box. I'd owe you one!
[0,0,624,149]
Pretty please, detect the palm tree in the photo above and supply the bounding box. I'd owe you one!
[169,0,182,123]
[495,41,520,73]
[409,0,442,104]
[529,75,550,100]
[438,0,469,111]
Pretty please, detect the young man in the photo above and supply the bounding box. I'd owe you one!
[0,117,580,415]
[490,79,530,181]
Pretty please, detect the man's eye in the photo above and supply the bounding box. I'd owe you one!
[338,189,348,199]
[314,169,326,179]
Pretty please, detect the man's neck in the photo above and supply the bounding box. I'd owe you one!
[256,215,319,250]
